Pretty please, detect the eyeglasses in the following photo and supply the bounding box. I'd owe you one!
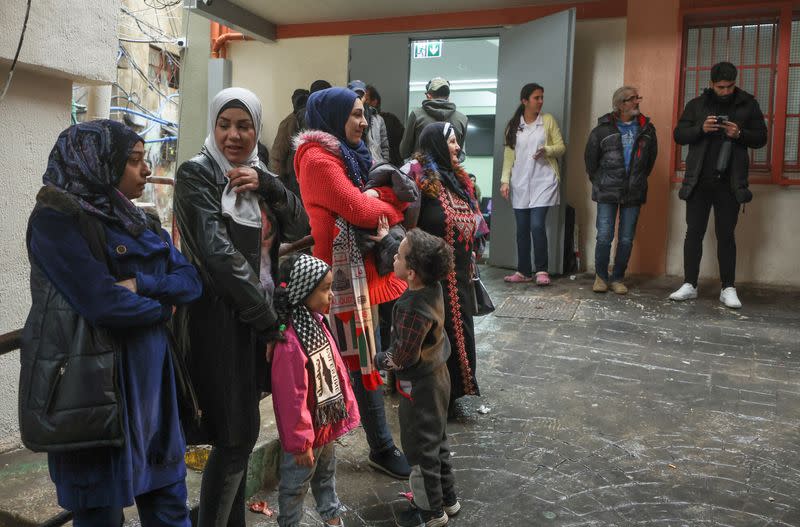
[623,95,643,103]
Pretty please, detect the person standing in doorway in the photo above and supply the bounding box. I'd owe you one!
[499,83,566,286]
[584,86,658,294]
[399,77,468,161]
[669,62,767,309]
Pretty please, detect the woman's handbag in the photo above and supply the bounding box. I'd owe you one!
[471,259,495,316]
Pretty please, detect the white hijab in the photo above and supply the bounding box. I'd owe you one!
[204,87,263,229]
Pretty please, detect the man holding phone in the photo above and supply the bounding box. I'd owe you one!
[670,61,767,308]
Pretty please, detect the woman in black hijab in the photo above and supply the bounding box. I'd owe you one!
[409,122,482,414]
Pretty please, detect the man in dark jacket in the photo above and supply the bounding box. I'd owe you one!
[399,77,468,160]
[585,85,657,295]
[669,62,767,309]
[268,80,331,202]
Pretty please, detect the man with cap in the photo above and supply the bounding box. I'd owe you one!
[399,76,468,161]
[349,79,390,164]
[269,80,331,201]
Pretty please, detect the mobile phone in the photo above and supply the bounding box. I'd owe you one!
[716,115,729,124]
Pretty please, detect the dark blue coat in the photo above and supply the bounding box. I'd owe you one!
[28,207,202,511]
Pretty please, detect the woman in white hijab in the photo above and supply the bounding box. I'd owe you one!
[174,87,309,527]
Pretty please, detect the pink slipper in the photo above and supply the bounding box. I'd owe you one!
[535,272,551,286]
[504,272,533,283]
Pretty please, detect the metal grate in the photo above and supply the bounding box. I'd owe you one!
[786,19,800,170]
[679,20,778,172]
[494,296,579,321]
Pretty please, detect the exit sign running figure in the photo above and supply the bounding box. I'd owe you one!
[413,40,443,59]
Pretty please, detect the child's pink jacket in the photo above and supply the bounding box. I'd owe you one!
[271,313,360,454]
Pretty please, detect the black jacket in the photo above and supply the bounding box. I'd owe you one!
[173,152,309,446]
[584,113,658,206]
[673,87,767,203]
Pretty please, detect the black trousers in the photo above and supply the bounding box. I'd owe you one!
[398,365,455,512]
[683,181,740,288]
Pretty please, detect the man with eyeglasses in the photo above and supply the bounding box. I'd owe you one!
[669,61,767,309]
[585,86,658,295]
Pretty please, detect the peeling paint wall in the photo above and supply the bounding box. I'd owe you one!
[0,0,119,84]
[0,0,120,449]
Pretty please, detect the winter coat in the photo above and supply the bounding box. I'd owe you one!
[271,314,360,454]
[381,111,406,167]
[269,107,305,200]
[173,152,309,447]
[584,113,658,206]
[673,87,767,203]
[24,186,202,510]
[293,129,407,306]
[366,110,390,164]
[399,99,469,159]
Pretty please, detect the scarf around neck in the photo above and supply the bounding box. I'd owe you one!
[417,122,476,208]
[287,254,348,427]
[204,87,263,229]
[42,119,148,237]
[305,87,373,187]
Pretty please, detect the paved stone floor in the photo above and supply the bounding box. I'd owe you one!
[244,269,800,526]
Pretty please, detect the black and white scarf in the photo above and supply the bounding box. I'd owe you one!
[287,254,349,427]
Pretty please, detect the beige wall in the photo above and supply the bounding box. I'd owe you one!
[564,18,627,273]
[667,185,800,286]
[228,36,350,148]
[0,70,72,450]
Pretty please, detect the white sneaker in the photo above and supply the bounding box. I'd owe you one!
[669,283,698,301]
[719,287,742,309]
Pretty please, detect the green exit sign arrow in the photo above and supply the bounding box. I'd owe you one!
[413,40,443,59]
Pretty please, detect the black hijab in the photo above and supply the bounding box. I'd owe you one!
[418,122,472,204]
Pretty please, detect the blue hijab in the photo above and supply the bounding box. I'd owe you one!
[305,87,372,187]
[42,119,148,236]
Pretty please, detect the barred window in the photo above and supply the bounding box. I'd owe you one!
[679,20,778,172]
[786,19,800,171]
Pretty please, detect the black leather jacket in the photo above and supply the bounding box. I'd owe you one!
[173,151,309,446]
[674,88,767,203]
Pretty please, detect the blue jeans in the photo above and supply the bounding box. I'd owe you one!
[514,207,550,275]
[277,442,341,527]
[594,203,641,282]
[348,316,394,454]
[72,480,190,527]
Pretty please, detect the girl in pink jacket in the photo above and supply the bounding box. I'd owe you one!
[271,253,360,527]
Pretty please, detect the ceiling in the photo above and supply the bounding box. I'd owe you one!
[229,0,586,25]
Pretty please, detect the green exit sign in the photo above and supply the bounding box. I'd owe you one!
[413,40,443,59]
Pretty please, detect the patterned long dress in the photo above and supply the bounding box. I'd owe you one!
[416,178,480,401]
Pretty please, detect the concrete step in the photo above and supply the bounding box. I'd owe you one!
[0,399,281,527]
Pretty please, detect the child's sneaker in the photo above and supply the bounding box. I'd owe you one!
[420,509,448,527]
[442,498,460,517]
[395,506,448,527]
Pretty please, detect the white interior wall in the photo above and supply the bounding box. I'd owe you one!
[666,184,800,286]
[227,36,350,148]
[564,18,627,273]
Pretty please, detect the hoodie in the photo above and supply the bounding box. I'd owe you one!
[399,99,468,160]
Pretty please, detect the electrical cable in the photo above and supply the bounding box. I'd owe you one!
[0,0,32,105]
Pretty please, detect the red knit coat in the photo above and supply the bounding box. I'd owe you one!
[294,130,407,306]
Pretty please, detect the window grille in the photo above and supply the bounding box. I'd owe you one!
[786,19,800,172]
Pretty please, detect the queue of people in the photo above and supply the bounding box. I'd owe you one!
[18,59,767,527]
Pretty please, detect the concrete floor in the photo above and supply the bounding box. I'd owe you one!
[245,269,800,526]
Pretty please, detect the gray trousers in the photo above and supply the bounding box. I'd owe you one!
[398,365,455,512]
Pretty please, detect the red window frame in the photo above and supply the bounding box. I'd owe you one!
[672,2,800,186]
[785,18,800,172]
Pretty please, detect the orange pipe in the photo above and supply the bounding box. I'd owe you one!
[212,32,250,58]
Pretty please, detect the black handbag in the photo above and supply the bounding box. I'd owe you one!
[471,260,495,316]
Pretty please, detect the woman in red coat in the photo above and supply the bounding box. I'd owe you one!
[294,86,411,479]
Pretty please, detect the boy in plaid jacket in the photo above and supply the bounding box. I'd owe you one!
[375,228,460,527]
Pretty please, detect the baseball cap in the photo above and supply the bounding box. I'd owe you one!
[348,80,367,96]
[426,77,450,93]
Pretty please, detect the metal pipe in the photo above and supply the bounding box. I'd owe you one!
[109,107,178,128]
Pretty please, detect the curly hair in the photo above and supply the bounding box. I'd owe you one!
[404,228,455,286]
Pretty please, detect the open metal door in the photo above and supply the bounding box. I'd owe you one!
[490,9,576,273]
[348,34,411,122]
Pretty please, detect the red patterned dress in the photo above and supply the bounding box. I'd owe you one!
[411,158,480,400]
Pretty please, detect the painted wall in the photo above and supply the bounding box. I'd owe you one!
[1,0,118,84]
[666,185,800,285]
[227,36,350,148]
[0,0,120,450]
[563,18,628,273]
[0,70,72,450]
